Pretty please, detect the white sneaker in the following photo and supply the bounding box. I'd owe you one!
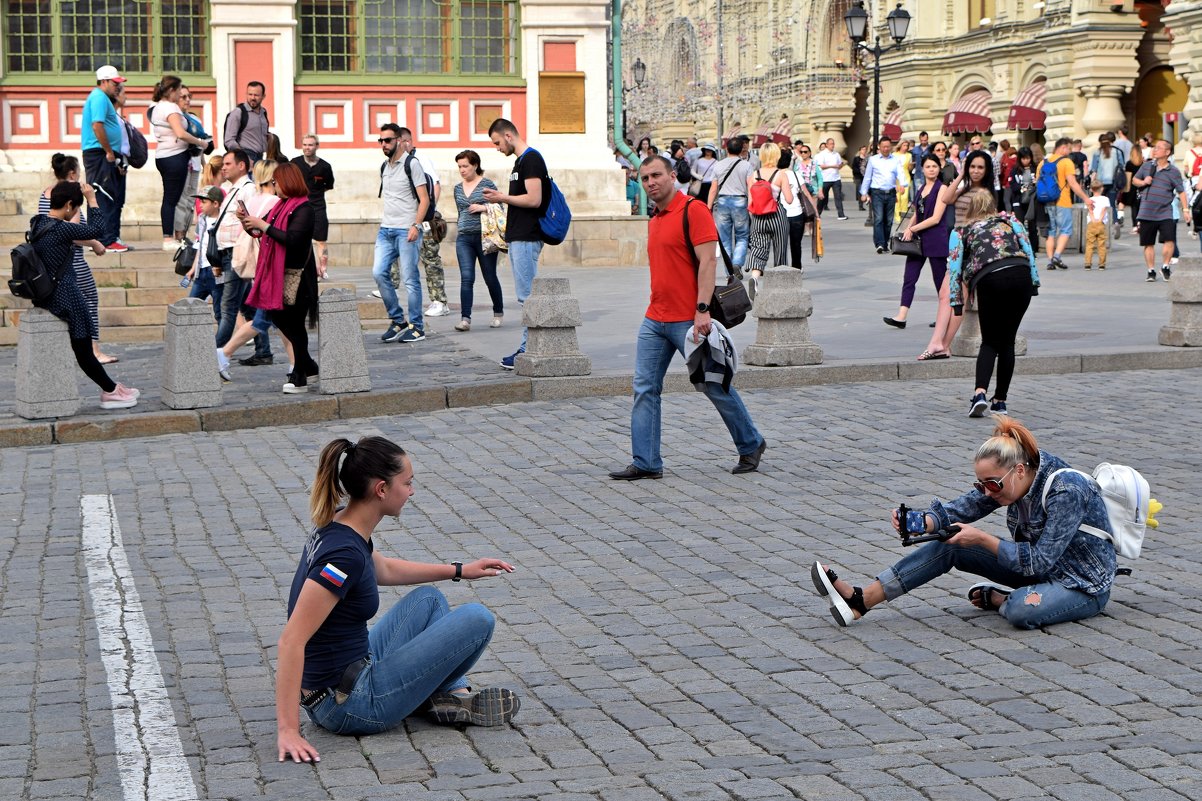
[163,239,179,252]
[100,384,139,410]
[425,301,450,317]
[371,289,382,299]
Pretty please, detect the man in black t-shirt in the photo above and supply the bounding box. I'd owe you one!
[291,133,335,276]
[482,118,549,369]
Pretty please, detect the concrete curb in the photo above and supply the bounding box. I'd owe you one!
[5,348,1201,448]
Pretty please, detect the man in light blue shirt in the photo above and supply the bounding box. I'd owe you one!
[859,136,903,253]
[81,65,126,250]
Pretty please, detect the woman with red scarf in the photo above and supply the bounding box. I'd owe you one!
[239,162,320,393]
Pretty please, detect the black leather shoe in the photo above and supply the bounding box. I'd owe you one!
[883,316,906,329]
[732,439,768,474]
[239,354,274,366]
[608,464,662,481]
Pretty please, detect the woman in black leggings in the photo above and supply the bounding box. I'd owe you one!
[30,182,140,409]
[948,191,1040,418]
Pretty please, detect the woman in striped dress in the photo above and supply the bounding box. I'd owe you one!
[744,142,793,297]
[39,153,115,364]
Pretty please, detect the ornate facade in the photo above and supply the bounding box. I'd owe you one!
[622,0,1202,156]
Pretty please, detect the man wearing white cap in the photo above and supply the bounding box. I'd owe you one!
[81,65,127,252]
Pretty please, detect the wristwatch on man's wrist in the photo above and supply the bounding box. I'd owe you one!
[696,302,710,313]
[451,561,463,582]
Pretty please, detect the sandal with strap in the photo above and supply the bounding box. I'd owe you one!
[810,561,869,627]
[967,582,1011,612]
[917,350,950,361]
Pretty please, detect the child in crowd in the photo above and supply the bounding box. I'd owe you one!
[1084,175,1110,270]
[186,186,225,324]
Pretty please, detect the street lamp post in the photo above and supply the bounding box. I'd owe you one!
[845,1,911,153]
[622,57,647,142]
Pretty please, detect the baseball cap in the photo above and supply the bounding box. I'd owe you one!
[96,65,126,83]
[193,186,225,203]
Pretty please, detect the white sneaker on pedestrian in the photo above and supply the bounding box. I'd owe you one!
[371,289,382,299]
[425,301,450,317]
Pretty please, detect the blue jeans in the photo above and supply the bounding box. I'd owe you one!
[373,227,424,331]
[1047,205,1073,239]
[188,268,222,323]
[869,188,896,249]
[455,235,503,320]
[631,318,763,472]
[712,196,750,269]
[508,239,542,351]
[305,586,494,735]
[215,252,242,347]
[878,540,1110,629]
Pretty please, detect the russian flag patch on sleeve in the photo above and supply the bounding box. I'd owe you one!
[320,563,348,587]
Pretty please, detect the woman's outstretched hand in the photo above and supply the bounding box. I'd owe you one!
[278,730,320,763]
[463,558,515,580]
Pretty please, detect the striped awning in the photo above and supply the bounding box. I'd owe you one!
[883,108,903,142]
[942,90,993,135]
[721,123,742,146]
[1008,81,1048,131]
[771,117,793,145]
[752,123,774,146]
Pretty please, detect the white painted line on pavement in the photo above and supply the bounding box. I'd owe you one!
[80,494,200,801]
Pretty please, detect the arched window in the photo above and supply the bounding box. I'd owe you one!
[299,0,519,78]
[5,0,208,75]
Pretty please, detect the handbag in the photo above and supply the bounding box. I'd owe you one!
[172,238,194,276]
[682,198,752,328]
[890,205,924,257]
[282,268,302,306]
[205,183,243,268]
[810,215,824,262]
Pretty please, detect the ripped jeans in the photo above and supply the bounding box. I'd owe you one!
[877,540,1110,629]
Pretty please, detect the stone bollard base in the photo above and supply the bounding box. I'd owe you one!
[162,297,223,409]
[950,305,1028,358]
[517,276,591,377]
[1158,259,1202,346]
[742,266,823,366]
[319,287,372,393]
[16,309,80,419]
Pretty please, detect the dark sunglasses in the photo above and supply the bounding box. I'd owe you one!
[973,464,1016,494]
[799,149,810,155]
[378,137,396,144]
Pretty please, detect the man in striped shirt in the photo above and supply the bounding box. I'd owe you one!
[1132,139,1191,282]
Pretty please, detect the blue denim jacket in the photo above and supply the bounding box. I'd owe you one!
[926,450,1117,596]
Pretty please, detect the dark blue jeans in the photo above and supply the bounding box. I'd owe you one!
[82,148,122,245]
[455,234,503,320]
[155,151,191,237]
[870,188,896,250]
[188,268,223,323]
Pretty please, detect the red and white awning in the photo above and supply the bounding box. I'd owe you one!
[752,123,774,146]
[1008,81,1048,131]
[942,90,993,135]
[771,117,792,145]
[882,108,903,141]
[721,123,742,145]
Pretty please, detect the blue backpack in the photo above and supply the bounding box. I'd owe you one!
[1035,156,1065,204]
[522,148,571,245]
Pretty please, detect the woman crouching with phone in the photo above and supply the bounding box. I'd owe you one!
[276,436,520,764]
[811,418,1117,630]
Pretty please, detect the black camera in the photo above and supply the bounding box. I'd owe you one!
[896,503,959,547]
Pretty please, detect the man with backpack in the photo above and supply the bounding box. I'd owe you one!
[607,156,766,481]
[1038,137,1092,270]
[399,131,450,318]
[483,118,549,370]
[373,123,430,344]
[81,65,127,252]
[1132,139,1191,282]
[222,82,269,164]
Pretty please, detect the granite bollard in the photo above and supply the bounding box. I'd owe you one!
[15,308,80,419]
[162,297,223,409]
[742,266,823,366]
[515,277,591,377]
[950,296,1028,358]
[1159,256,1202,346]
[318,287,372,393]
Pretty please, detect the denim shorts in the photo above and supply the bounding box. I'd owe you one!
[1047,205,1073,239]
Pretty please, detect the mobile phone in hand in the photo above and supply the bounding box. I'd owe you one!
[237,200,248,215]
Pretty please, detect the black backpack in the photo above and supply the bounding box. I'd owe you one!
[674,158,692,185]
[7,219,60,304]
[124,119,148,169]
[222,103,269,147]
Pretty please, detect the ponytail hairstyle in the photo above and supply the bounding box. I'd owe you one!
[975,417,1040,470]
[152,74,182,103]
[310,436,408,527]
[51,152,80,180]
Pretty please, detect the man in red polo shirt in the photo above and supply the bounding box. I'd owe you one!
[609,156,767,481]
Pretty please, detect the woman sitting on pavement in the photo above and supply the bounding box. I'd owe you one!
[951,190,1040,417]
[886,154,953,344]
[31,182,140,408]
[276,436,519,764]
[239,162,319,393]
[812,417,1117,630]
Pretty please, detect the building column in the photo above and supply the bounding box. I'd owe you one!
[1069,18,1143,147]
[1165,0,1202,143]
[209,0,297,150]
[1077,85,1128,147]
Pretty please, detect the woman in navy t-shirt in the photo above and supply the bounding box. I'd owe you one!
[275,436,519,763]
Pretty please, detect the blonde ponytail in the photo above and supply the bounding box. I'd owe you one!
[975,416,1039,468]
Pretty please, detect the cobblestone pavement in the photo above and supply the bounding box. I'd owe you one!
[2,366,1199,800]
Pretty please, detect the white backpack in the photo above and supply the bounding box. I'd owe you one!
[1041,464,1150,559]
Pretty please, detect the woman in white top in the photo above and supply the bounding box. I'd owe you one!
[778,150,810,270]
[691,144,719,200]
[150,74,211,250]
[744,142,794,296]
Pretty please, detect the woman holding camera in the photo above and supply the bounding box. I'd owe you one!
[812,417,1117,630]
[275,436,519,764]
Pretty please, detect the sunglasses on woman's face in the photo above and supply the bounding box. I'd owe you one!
[973,465,1016,494]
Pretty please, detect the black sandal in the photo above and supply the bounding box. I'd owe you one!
[811,561,869,627]
[967,582,1010,611]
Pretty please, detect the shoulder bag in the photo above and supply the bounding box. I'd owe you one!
[891,195,924,257]
[172,238,194,276]
[682,198,752,327]
[206,184,242,269]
